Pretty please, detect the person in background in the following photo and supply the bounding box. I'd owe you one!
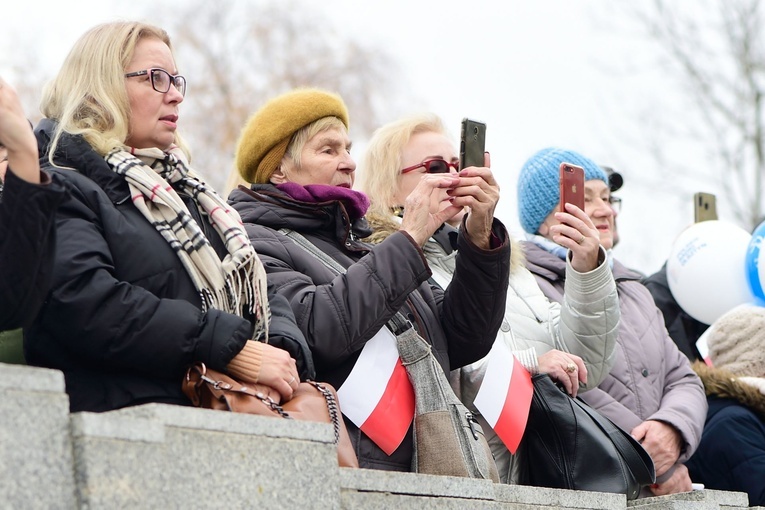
[685,304,765,505]
[599,165,623,247]
[228,89,511,472]
[357,113,619,483]
[643,262,707,362]
[518,147,707,497]
[0,78,66,335]
[600,163,706,362]
[25,21,310,413]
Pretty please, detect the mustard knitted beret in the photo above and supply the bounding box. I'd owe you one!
[235,88,350,184]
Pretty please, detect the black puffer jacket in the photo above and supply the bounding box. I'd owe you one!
[0,168,65,330]
[26,120,311,412]
[228,184,511,471]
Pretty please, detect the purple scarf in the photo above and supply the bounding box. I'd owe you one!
[276,182,370,220]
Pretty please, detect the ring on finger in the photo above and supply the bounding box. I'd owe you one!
[565,362,577,374]
[577,235,585,245]
[288,376,296,386]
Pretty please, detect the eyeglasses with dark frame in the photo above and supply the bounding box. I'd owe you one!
[401,158,459,175]
[124,68,187,97]
[584,195,622,213]
[609,196,622,213]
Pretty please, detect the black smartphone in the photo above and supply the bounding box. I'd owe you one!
[694,192,718,222]
[459,118,487,170]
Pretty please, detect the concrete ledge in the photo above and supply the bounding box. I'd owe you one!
[0,364,76,509]
[110,402,335,443]
[71,412,165,443]
[0,362,65,392]
[72,403,341,509]
[0,366,756,510]
[496,484,626,509]
[629,489,749,509]
[340,468,496,500]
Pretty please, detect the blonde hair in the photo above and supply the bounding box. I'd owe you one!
[283,116,347,169]
[40,21,189,162]
[358,113,450,219]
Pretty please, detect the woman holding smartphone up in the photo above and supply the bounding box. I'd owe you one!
[518,146,707,496]
[358,114,620,484]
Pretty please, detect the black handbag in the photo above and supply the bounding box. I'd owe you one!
[519,374,655,499]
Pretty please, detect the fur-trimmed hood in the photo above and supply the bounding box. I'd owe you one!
[693,361,765,421]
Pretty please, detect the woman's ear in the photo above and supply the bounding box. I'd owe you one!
[270,166,287,185]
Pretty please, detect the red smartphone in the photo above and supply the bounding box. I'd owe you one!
[559,163,585,212]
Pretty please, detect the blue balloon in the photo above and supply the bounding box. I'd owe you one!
[746,221,765,301]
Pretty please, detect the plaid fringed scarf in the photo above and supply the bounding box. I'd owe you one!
[105,146,270,341]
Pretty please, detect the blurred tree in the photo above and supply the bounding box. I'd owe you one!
[0,47,48,125]
[148,0,403,193]
[633,0,765,230]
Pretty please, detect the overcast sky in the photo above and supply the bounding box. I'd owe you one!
[2,0,727,275]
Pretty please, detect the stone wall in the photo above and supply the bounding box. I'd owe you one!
[0,363,756,510]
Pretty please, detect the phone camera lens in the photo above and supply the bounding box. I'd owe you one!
[473,127,479,135]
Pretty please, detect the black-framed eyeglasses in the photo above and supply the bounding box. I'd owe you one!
[401,158,459,175]
[609,196,622,213]
[124,68,186,97]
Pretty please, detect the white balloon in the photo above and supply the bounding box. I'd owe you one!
[667,220,753,325]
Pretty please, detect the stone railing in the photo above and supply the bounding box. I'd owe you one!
[0,363,757,509]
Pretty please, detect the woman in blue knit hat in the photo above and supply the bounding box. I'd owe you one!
[518,147,708,496]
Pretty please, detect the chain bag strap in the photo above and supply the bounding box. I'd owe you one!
[183,362,359,468]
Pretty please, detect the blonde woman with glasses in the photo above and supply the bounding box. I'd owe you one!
[25,21,312,413]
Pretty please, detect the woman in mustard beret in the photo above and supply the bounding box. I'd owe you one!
[228,88,511,472]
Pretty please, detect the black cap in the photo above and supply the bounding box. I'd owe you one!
[600,166,623,192]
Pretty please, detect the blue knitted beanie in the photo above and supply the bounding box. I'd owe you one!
[517,147,608,234]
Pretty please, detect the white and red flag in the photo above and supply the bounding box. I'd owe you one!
[473,340,533,453]
[337,327,415,455]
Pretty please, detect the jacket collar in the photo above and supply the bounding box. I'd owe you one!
[694,361,765,421]
[522,238,642,283]
[35,119,131,204]
[229,184,372,250]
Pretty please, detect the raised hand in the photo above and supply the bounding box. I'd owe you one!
[400,173,462,246]
[548,203,602,272]
[450,152,500,249]
[0,77,39,183]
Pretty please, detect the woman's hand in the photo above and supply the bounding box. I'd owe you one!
[649,463,692,496]
[549,203,601,272]
[400,173,462,246]
[228,341,300,403]
[452,153,500,249]
[537,350,587,397]
[256,343,300,402]
[0,77,39,183]
[631,420,684,477]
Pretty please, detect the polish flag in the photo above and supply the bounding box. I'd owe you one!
[337,327,415,455]
[473,340,533,454]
